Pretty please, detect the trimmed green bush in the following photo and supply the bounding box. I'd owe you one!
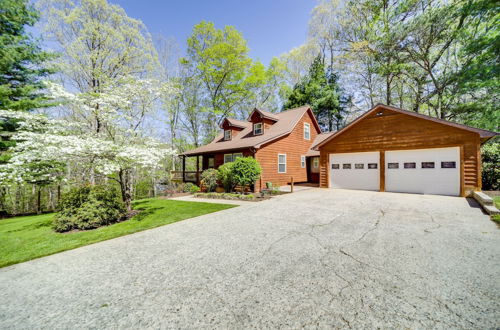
[182,182,196,193]
[53,185,126,232]
[217,162,235,192]
[231,157,262,188]
[189,185,201,193]
[482,142,499,190]
[201,168,218,192]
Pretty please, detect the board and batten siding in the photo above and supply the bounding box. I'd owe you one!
[255,110,319,191]
[318,108,481,196]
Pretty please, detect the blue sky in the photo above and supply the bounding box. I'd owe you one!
[110,0,316,64]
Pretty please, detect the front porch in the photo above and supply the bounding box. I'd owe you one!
[171,155,203,184]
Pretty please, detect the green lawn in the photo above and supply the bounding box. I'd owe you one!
[493,196,500,223]
[0,198,235,268]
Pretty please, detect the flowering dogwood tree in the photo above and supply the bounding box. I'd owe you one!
[0,77,177,211]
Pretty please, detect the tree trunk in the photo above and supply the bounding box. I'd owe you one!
[119,169,132,212]
[36,186,42,215]
[386,75,391,105]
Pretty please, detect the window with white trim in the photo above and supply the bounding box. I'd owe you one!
[224,154,233,163]
[313,157,319,168]
[233,153,243,160]
[254,123,263,135]
[278,154,286,173]
[301,155,306,168]
[304,122,310,140]
[224,130,231,141]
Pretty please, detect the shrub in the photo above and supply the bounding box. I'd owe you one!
[53,185,126,232]
[217,162,235,192]
[200,169,218,192]
[182,182,196,193]
[193,192,255,200]
[231,157,262,188]
[189,185,201,193]
[482,143,499,190]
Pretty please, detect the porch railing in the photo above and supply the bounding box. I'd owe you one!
[170,171,200,183]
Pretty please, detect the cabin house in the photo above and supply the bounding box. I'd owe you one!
[179,103,497,196]
[180,106,329,191]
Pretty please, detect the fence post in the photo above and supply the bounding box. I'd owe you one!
[291,176,294,193]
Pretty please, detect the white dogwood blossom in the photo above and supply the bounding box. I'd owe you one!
[0,78,178,209]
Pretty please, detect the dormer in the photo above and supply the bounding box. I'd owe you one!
[220,118,248,141]
[247,108,279,136]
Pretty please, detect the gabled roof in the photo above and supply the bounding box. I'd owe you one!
[184,105,318,156]
[247,108,279,122]
[313,104,499,150]
[220,118,249,129]
[305,132,336,157]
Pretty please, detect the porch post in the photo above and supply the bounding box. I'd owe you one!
[196,155,200,185]
[182,155,186,183]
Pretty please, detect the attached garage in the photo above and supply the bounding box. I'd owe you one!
[314,104,498,197]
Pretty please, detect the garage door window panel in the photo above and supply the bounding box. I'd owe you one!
[441,161,456,168]
[355,164,364,169]
[332,164,339,169]
[422,162,435,168]
[342,164,351,169]
[404,162,416,169]
[388,163,399,169]
[368,163,377,169]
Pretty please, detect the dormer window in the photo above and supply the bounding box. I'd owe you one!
[254,123,263,135]
[224,130,231,141]
[304,122,310,140]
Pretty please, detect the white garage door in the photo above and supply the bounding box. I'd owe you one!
[385,147,460,196]
[330,152,380,191]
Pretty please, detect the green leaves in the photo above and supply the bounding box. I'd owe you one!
[231,157,262,188]
[0,0,54,111]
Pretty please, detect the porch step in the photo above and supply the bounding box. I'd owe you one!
[473,191,500,215]
[473,191,494,206]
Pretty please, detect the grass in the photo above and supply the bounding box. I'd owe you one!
[492,196,500,223]
[0,198,235,268]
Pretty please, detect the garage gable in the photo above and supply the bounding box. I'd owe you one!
[314,104,497,151]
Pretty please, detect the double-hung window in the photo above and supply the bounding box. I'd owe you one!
[278,154,287,173]
[301,155,306,168]
[224,130,231,141]
[254,123,263,135]
[224,153,243,164]
[304,123,310,140]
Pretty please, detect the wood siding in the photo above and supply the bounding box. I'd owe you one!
[318,108,481,195]
[202,149,254,170]
[255,110,319,191]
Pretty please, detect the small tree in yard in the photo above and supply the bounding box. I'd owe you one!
[231,157,262,191]
[200,169,218,192]
[217,162,234,192]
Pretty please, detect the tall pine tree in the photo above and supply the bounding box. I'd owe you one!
[284,55,349,131]
[0,0,54,111]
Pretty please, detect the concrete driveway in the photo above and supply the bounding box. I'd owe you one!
[1,189,499,329]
